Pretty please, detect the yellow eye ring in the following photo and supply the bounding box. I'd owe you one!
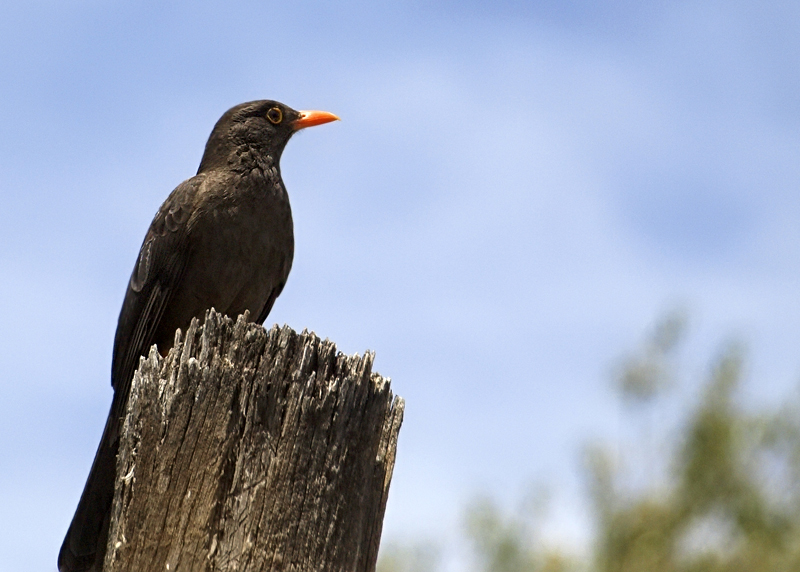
[267,107,283,124]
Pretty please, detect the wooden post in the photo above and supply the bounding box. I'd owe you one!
[103,309,404,572]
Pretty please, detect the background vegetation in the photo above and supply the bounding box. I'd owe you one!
[378,312,800,572]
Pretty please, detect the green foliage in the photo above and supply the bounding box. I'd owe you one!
[463,490,578,572]
[377,311,800,571]
[615,309,688,404]
[376,541,440,572]
[465,495,539,572]
[591,317,800,572]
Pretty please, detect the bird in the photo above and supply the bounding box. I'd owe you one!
[58,100,339,572]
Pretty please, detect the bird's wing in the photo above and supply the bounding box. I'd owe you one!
[110,175,203,418]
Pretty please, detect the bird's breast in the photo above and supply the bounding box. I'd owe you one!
[178,176,294,323]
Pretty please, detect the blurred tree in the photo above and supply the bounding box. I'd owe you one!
[463,489,579,572]
[376,541,440,572]
[377,311,800,571]
[591,319,800,572]
[615,309,688,404]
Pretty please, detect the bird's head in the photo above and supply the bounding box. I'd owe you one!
[198,100,339,173]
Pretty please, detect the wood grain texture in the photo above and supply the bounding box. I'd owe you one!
[103,309,403,572]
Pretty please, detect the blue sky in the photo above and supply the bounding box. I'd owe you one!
[2,1,800,569]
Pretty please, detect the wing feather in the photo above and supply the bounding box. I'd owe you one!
[110,176,203,419]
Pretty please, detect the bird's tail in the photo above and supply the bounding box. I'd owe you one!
[58,405,119,572]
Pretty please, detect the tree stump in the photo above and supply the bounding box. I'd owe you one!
[103,309,404,572]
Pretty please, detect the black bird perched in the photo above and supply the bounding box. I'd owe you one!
[58,100,339,572]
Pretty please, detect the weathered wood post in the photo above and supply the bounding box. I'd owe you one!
[103,309,404,572]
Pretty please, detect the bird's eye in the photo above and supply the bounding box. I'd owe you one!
[267,107,283,124]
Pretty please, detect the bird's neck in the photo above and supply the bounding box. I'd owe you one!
[199,140,282,182]
[224,144,287,201]
[229,143,280,174]
[198,124,284,177]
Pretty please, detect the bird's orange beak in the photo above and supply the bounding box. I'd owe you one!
[292,110,340,130]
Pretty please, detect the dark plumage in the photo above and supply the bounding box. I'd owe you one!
[58,100,338,572]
